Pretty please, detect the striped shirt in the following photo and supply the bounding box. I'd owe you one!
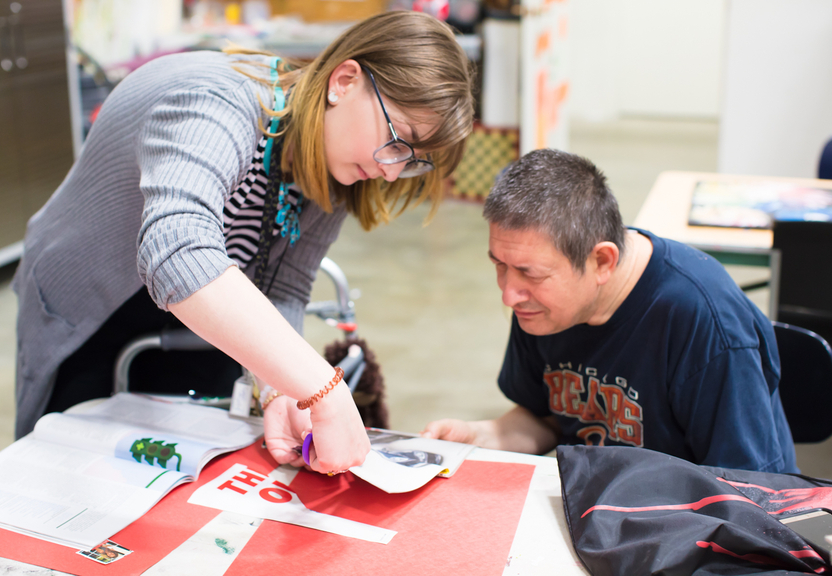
[222,134,303,267]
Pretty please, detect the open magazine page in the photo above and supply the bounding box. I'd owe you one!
[32,412,219,478]
[0,394,264,549]
[81,393,263,452]
[349,428,475,493]
[0,435,188,549]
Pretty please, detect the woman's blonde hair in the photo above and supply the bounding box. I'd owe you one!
[226,12,475,230]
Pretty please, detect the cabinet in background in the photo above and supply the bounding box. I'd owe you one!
[0,0,74,264]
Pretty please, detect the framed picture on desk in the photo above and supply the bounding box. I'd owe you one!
[688,180,832,229]
[634,171,832,265]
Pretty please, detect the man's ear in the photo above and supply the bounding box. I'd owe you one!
[589,241,620,285]
[327,59,363,102]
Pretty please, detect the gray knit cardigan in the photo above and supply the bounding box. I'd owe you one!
[12,51,348,437]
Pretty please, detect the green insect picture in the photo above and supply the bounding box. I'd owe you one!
[129,438,183,471]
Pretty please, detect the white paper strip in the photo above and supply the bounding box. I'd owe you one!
[350,450,444,494]
[349,431,474,494]
[188,464,395,544]
[143,511,262,576]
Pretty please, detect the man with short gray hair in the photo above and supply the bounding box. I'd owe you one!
[423,149,797,473]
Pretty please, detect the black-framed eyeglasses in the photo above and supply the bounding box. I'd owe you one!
[362,65,434,179]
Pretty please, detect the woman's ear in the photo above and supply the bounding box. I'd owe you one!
[327,59,363,103]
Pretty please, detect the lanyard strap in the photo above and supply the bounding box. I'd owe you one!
[252,56,303,292]
[263,56,285,176]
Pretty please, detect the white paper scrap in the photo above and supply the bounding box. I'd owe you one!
[188,464,395,544]
[349,431,475,494]
[350,450,444,494]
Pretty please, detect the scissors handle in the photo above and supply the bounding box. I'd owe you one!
[302,432,313,466]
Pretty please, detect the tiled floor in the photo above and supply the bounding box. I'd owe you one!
[2,118,830,478]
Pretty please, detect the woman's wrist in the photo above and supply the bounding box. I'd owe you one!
[259,384,282,411]
[308,376,352,418]
[298,367,345,411]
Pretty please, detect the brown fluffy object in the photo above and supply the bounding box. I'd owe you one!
[323,336,390,429]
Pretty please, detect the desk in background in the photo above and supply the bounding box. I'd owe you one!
[634,170,832,265]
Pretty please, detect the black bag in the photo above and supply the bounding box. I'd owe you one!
[557,445,832,575]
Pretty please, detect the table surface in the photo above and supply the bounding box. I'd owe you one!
[632,170,832,254]
[0,447,589,576]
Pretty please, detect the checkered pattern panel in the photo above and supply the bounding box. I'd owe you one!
[448,124,519,201]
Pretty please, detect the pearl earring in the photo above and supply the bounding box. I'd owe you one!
[327,91,339,104]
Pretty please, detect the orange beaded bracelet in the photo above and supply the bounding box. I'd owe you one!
[297,367,345,410]
[260,386,282,411]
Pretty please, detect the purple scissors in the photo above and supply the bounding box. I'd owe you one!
[301,432,313,466]
[290,432,314,465]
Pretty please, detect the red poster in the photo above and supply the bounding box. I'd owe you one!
[0,444,535,575]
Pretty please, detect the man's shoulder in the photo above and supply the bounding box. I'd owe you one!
[641,230,734,289]
[639,230,774,352]
[643,232,747,309]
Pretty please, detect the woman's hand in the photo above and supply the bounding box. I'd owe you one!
[167,268,370,472]
[303,382,371,474]
[263,395,311,467]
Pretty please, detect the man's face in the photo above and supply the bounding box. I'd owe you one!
[488,223,600,336]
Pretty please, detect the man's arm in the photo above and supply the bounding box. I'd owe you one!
[421,405,560,454]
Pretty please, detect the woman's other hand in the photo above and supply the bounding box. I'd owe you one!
[263,394,310,467]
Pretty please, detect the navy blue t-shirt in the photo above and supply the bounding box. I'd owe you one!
[498,229,798,473]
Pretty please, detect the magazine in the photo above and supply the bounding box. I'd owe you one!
[0,393,263,549]
[688,180,832,229]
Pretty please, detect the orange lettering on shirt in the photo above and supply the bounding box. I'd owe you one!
[580,377,607,423]
[562,371,585,416]
[598,383,624,441]
[543,370,565,413]
[616,397,644,447]
[577,425,607,446]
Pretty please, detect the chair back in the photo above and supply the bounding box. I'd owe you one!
[819,137,832,180]
[771,220,832,344]
[773,321,832,443]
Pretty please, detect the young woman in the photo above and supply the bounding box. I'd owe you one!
[13,11,474,475]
